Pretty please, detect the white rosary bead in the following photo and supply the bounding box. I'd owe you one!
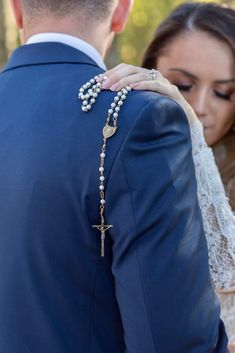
[117,92,122,97]
[85,94,90,99]
[113,113,118,118]
[79,87,85,93]
[121,95,126,100]
[122,89,128,95]
[100,199,106,205]
[118,101,123,106]
[99,185,105,191]
[90,78,95,84]
[108,109,113,115]
[82,106,88,112]
[87,105,91,110]
[114,96,119,102]
[115,107,120,112]
[99,167,104,172]
[100,176,105,182]
[93,93,98,98]
[96,88,101,93]
[111,103,116,108]
[83,100,88,106]
[126,86,132,91]
[91,98,96,104]
[100,152,106,158]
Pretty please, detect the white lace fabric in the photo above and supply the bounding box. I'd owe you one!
[189,117,235,291]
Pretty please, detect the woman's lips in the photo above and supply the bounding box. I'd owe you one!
[199,119,213,129]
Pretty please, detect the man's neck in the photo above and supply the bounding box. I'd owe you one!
[23,15,112,59]
[26,33,107,70]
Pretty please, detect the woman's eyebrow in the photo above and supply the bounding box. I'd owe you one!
[215,79,235,84]
[169,68,235,84]
[169,68,197,79]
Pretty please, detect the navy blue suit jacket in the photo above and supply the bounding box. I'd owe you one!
[0,42,228,353]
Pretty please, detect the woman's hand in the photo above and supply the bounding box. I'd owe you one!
[99,64,195,122]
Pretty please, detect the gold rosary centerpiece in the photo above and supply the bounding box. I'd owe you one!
[103,125,117,139]
[78,74,131,257]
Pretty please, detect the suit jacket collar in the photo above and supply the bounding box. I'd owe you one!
[2,42,101,73]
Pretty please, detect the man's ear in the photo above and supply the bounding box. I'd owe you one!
[11,0,24,29]
[111,0,134,34]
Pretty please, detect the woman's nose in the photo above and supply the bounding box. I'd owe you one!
[190,90,209,119]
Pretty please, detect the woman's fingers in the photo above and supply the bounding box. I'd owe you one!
[102,67,180,101]
[103,64,144,78]
[100,63,127,80]
[102,63,181,103]
[100,65,149,89]
[109,73,152,91]
[98,64,183,108]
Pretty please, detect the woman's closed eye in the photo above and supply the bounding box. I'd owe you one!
[175,84,193,92]
[214,90,233,101]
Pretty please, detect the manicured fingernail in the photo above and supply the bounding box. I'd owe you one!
[110,83,120,91]
[97,74,108,82]
[102,79,112,89]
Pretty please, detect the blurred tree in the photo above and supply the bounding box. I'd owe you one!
[0,0,7,68]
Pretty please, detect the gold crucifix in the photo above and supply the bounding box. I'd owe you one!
[92,224,113,257]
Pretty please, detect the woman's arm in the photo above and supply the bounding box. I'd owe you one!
[100,64,235,291]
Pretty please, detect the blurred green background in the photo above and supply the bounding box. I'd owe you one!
[0,0,235,69]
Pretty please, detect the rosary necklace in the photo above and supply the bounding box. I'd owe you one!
[78,75,132,257]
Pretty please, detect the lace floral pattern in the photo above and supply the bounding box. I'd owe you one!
[189,119,235,290]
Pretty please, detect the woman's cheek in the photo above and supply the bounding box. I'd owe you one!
[209,118,233,145]
[219,105,235,133]
[203,127,218,146]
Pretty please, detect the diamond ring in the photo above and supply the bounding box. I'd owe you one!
[149,69,160,81]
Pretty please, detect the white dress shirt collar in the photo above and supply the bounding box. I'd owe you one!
[27,33,106,70]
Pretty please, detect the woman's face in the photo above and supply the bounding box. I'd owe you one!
[157,30,235,146]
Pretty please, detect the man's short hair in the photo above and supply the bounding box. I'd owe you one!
[23,0,115,18]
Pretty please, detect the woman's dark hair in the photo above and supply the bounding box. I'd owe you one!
[142,2,235,69]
